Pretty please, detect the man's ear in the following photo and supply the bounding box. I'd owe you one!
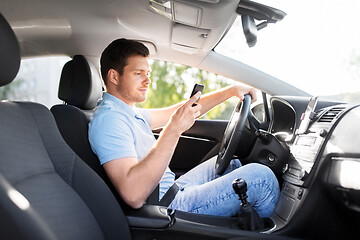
[108,69,119,85]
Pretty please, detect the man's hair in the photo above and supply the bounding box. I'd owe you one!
[100,38,149,85]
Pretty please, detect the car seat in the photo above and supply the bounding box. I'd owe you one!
[0,13,131,239]
[50,55,107,179]
[49,55,125,205]
[51,55,173,207]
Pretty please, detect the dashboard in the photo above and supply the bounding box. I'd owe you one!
[261,96,360,236]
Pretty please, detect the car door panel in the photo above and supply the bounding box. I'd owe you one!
[169,119,227,177]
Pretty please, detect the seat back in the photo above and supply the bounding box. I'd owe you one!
[0,13,131,239]
[51,55,102,168]
[50,55,130,207]
[51,54,106,181]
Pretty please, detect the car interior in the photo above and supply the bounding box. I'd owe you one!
[1,0,360,239]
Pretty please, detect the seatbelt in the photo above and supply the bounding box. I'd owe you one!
[159,183,179,207]
[146,185,160,205]
[146,183,179,207]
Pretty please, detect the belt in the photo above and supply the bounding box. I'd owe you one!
[146,183,179,207]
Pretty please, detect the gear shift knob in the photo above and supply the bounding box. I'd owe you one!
[232,178,264,230]
[232,178,248,205]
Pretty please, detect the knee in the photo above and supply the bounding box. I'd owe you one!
[250,163,280,200]
[246,163,278,186]
[247,163,273,174]
[244,164,280,217]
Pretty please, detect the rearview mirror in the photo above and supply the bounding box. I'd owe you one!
[237,0,286,47]
[241,15,257,47]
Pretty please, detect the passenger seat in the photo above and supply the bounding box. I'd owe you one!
[0,13,131,239]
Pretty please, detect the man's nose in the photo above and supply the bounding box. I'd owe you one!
[144,75,151,85]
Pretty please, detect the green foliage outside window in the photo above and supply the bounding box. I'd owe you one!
[137,60,237,120]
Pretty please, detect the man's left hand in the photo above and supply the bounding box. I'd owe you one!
[232,86,257,103]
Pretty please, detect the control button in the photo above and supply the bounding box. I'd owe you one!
[298,188,304,200]
[267,153,276,162]
[319,129,327,138]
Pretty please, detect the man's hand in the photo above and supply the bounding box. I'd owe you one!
[167,91,202,136]
[150,85,258,130]
[231,85,257,103]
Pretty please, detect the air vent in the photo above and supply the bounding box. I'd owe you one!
[314,109,325,119]
[318,107,345,123]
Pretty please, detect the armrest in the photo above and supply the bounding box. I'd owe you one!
[126,205,175,229]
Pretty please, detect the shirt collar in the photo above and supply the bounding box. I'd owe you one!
[102,92,146,123]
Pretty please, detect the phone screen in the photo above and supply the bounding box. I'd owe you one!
[190,84,204,106]
[190,84,204,101]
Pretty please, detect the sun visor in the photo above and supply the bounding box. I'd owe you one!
[139,40,157,55]
[171,24,210,54]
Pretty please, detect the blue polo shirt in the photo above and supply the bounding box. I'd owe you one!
[88,92,175,200]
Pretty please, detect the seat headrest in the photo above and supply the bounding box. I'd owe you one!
[0,13,20,87]
[58,55,103,110]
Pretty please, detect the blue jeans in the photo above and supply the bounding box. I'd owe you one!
[169,157,279,218]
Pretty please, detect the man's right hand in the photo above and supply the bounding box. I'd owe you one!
[168,91,202,135]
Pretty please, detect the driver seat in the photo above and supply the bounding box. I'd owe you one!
[49,55,123,205]
[51,54,168,207]
[0,13,131,239]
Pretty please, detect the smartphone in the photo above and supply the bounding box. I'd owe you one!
[190,83,204,106]
[297,96,318,134]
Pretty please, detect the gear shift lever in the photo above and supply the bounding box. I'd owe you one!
[232,178,263,231]
[233,178,248,205]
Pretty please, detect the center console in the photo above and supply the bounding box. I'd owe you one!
[273,97,346,226]
[126,204,277,239]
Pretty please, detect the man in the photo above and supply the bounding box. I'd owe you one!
[89,38,279,217]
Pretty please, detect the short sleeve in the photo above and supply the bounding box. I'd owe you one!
[89,111,137,165]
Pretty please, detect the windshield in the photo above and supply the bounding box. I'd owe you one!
[216,0,360,103]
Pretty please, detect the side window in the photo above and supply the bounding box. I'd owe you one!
[0,56,71,108]
[251,92,272,130]
[252,102,266,122]
[137,59,254,120]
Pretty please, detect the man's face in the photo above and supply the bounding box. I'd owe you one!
[115,55,151,106]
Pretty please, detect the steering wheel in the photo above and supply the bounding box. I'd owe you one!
[215,94,252,175]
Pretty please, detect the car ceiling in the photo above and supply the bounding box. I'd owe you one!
[0,0,238,66]
[0,0,309,96]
